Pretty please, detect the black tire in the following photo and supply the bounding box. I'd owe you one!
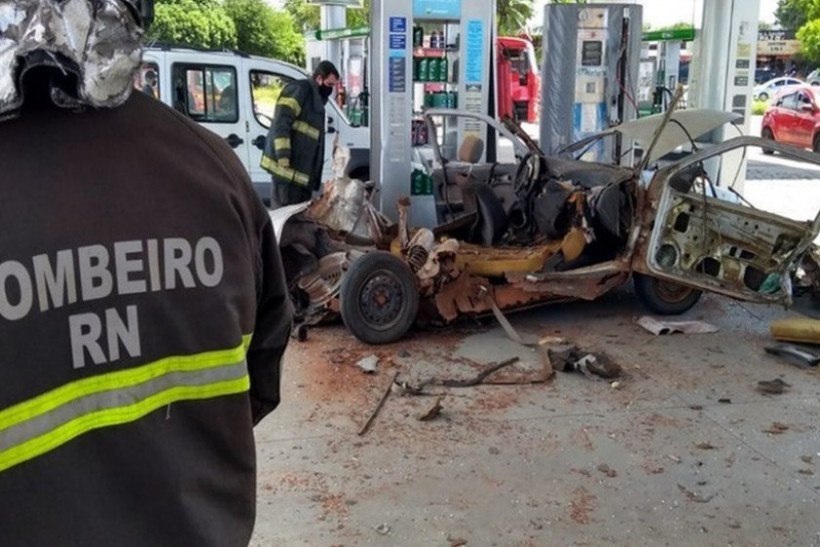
[758,92,769,102]
[761,127,776,155]
[634,273,702,315]
[813,135,820,154]
[340,251,419,344]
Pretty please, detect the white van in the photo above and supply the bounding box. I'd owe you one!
[138,46,370,204]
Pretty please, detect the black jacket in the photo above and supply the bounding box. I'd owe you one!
[261,78,326,191]
[0,92,292,546]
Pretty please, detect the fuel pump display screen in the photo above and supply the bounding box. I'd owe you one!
[581,40,603,66]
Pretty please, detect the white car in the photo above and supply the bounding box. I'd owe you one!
[754,77,804,101]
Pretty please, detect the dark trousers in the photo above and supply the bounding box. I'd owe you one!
[271,180,312,208]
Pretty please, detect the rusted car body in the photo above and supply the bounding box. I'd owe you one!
[272,110,820,345]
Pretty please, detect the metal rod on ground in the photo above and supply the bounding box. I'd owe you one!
[358,370,399,436]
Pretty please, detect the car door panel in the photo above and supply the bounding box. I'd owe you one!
[794,92,817,148]
[642,137,820,306]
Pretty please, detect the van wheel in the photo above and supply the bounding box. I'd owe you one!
[340,251,419,345]
[634,274,702,315]
[758,91,769,102]
[762,127,775,155]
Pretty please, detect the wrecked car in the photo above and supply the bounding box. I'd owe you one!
[271,109,820,345]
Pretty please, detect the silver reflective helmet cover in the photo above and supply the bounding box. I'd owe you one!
[0,0,143,120]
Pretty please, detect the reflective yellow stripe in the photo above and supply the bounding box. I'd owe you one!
[0,334,252,472]
[277,96,302,117]
[293,121,321,140]
[274,137,291,151]
[260,155,311,186]
[0,377,249,472]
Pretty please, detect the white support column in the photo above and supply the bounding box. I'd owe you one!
[320,5,347,70]
[691,0,760,192]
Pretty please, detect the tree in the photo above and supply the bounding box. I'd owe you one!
[497,0,535,36]
[149,0,237,49]
[283,0,370,32]
[775,0,811,29]
[797,18,820,63]
[224,0,305,64]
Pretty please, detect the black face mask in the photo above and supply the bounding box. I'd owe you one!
[319,84,334,103]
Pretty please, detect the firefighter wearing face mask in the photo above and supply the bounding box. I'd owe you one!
[0,0,291,545]
[261,60,339,208]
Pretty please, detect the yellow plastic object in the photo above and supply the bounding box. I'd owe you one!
[390,237,560,277]
[769,318,820,345]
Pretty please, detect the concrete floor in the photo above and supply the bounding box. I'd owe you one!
[251,116,820,546]
[252,287,820,546]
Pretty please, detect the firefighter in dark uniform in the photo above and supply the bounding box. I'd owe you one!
[261,60,339,208]
[0,1,291,545]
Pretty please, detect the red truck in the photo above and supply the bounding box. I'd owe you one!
[497,36,541,123]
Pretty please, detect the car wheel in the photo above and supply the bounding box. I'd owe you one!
[813,135,820,154]
[761,127,776,155]
[634,273,702,315]
[758,92,769,102]
[340,251,419,344]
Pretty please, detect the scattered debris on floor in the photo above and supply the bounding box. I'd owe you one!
[764,343,820,368]
[718,398,732,404]
[800,455,814,464]
[447,536,468,547]
[355,354,380,374]
[637,316,719,336]
[417,396,444,422]
[677,483,715,503]
[769,317,820,345]
[358,371,399,436]
[695,442,717,450]
[397,354,553,396]
[374,524,391,535]
[597,464,618,478]
[763,422,790,435]
[548,345,622,380]
[756,378,791,395]
[798,468,815,476]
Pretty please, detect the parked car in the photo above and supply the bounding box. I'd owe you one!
[136,45,370,204]
[754,77,804,101]
[761,85,820,153]
[806,68,820,86]
[272,110,820,345]
[754,67,776,85]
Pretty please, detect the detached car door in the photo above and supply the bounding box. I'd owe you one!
[639,137,820,306]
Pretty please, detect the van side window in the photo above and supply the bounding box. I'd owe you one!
[250,71,293,128]
[135,62,159,99]
[171,64,238,123]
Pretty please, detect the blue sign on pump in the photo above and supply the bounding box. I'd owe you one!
[389,17,406,33]
[465,20,483,83]
[413,0,461,20]
[389,34,406,50]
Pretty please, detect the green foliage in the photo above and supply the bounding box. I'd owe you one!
[798,18,820,64]
[497,0,535,36]
[224,0,305,64]
[775,0,812,29]
[752,100,768,115]
[346,0,371,28]
[283,0,320,32]
[283,0,370,33]
[149,0,237,49]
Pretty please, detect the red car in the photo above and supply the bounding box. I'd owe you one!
[761,85,820,153]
